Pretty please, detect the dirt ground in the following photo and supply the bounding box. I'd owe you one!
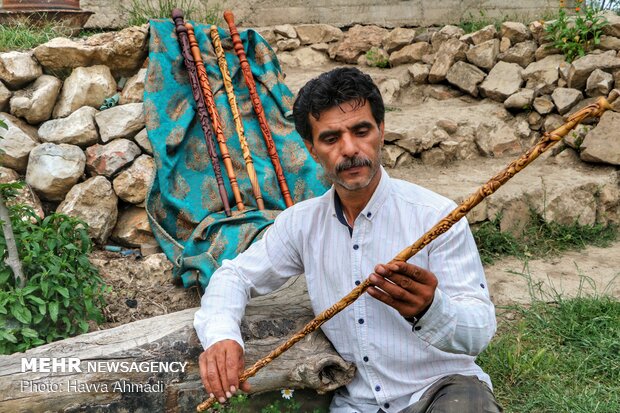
[88,239,620,331]
[88,250,201,330]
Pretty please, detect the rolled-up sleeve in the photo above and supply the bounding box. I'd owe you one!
[194,208,304,350]
[412,205,497,356]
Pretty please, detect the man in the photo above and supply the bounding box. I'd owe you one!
[194,67,501,413]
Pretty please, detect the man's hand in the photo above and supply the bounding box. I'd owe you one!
[198,339,251,403]
[367,261,438,319]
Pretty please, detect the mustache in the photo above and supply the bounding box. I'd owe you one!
[336,156,372,173]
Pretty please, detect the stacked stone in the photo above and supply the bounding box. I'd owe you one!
[262,11,620,167]
[0,26,158,253]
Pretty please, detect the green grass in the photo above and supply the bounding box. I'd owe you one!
[478,294,620,413]
[458,10,502,33]
[124,0,220,27]
[0,21,66,52]
[473,213,618,264]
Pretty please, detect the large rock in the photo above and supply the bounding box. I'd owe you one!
[534,43,561,61]
[296,24,343,45]
[334,25,389,63]
[110,206,156,247]
[133,128,152,155]
[567,50,620,90]
[0,113,39,173]
[533,95,555,115]
[25,143,85,201]
[461,25,497,46]
[119,68,146,104]
[33,26,148,75]
[475,123,522,157]
[53,65,117,118]
[466,39,500,70]
[0,166,45,219]
[389,42,431,66]
[277,38,301,51]
[85,139,141,178]
[431,25,465,51]
[409,63,430,84]
[602,10,620,38]
[112,154,155,204]
[95,103,145,142]
[428,38,468,83]
[597,35,620,51]
[580,111,620,165]
[274,24,297,39]
[38,106,99,147]
[528,20,546,44]
[0,51,42,89]
[0,82,11,111]
[446,61,486,97]
[9,75,62,124]
[500,22,531,44]
[504,89,535,110]
[521,54,564,94]
[479,61,524,102]
[56,176,118,244]
[551,88,583,115]
[498,40,537,68]
[279,47,331,68]
[382,28,417,53]
[585,69,614,97]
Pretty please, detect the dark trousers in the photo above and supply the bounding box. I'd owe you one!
[397,374,503,413]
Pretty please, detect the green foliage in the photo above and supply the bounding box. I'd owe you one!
[478,295,620,412]
[364,47,390,69]
[473,212,618,264]
[545,4,608,62]
[0,198,107,354]
[0,20,69,52]
[459,10,501,33]
[125,0,221,27]
[211,393,325,413]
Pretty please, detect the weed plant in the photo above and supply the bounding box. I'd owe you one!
[473,212,618,264]
[0,20,65,52]
[459,10,502,33]
[125,0,220,26]
[0,188,107,354]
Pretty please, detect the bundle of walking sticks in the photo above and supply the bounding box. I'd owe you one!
[171,9,293,217]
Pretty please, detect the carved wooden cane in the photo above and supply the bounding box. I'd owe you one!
[172,9,231,217]
[197,91,619,411]
[211,25,266,210]
[223,10,294,208]
[186,22,245,212]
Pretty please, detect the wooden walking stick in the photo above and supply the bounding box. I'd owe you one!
[223,10,294,208]
[211,24,265,210]
[197,90,619,411]
[172,9,231,217]
[186,22,245,212]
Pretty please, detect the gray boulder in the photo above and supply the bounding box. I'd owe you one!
[25,143,85,201]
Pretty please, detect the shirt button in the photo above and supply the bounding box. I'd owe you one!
[353,244,359,250]
[358,318,364,324]
[384,403,390,409]
[414,326,422,331]
[355,280,361,286]
[375,385,381,392]
[480,283,485,289]
[367,212,372,217]
[363,356,369,362]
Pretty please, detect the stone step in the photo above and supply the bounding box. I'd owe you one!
[386,151,619,229]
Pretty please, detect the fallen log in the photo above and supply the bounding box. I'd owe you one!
[0,276,355,413]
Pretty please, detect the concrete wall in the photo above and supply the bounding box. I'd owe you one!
[80,0,571,29]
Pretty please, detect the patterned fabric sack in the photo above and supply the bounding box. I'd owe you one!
[144,19,329,290]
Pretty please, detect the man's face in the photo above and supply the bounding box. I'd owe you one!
[304,100,384,192]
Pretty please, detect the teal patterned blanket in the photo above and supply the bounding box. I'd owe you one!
[144,19,329,290]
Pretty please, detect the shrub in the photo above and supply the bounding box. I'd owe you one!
[545,1,608,62]
[0,193,107,355]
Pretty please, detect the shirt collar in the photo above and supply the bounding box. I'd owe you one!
[331,166,391,232]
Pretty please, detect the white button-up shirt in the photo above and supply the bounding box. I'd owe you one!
[194,167,496,413]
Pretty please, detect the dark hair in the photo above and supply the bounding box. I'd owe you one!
[293,67,385,142]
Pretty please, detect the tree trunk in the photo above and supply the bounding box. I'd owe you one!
[0,276,355,413]
[0,191,26,288]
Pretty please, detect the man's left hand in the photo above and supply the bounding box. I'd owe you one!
[368,261,438,319]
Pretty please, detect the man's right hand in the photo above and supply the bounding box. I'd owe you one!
[198,339,251,403]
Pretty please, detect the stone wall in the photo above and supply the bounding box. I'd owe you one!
[80,0,569,29]
[0,12,619,252]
